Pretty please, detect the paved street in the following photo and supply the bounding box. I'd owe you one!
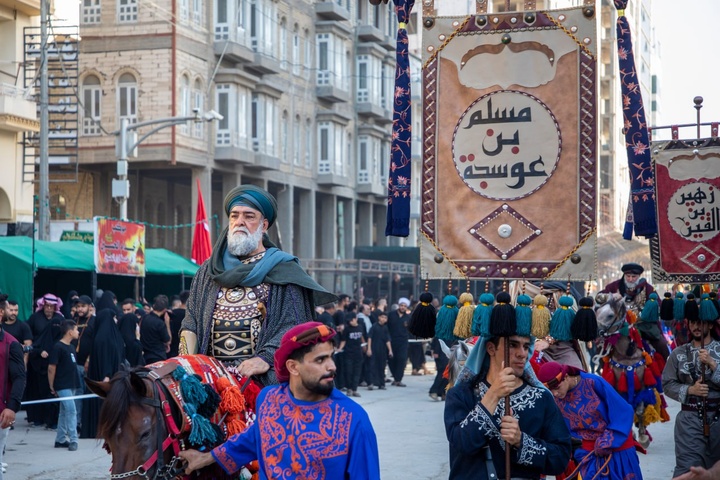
[4,365,682,479]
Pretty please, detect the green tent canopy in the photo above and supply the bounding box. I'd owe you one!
[0,236,198,320]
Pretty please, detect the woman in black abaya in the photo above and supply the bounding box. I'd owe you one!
[80,308,125,438]
[118,313,145,367]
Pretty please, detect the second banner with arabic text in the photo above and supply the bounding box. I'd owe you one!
[94,217,146,276]
[421,5,597,280]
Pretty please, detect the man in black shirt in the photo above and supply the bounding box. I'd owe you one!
[338,313,366,397]
[2,300,32,364]
[387,298,410,387]
[169,290,189,358]
[141,295,171,364]
[48,320,80,451]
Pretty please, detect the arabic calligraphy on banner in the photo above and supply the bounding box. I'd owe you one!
[651,142,720,282]
[453,91,560,200]
[93,217,146,277]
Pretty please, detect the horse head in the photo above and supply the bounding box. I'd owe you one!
[87,367,177,479]
[594,292,627,338]
[443,337,474,388]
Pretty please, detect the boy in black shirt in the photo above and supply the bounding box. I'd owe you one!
[338,313,366,398]
[48,320,80,451]
[367,312,392,391]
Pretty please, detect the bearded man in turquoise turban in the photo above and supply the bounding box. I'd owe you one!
[180,185,336,385]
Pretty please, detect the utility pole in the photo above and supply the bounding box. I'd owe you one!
[113,110,223,221]
[38,0,50,240]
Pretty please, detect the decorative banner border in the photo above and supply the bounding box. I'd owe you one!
[421,6,597,280]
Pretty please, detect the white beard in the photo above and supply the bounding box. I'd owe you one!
[624,280,638,290]
[227,224,264,257]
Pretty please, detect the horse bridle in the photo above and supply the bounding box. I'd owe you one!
[109,367,187,480]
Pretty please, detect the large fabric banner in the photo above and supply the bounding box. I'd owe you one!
[420,4,597,281]
[650,139,720,283]
[94,218,146,277]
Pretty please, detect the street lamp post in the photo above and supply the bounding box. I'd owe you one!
[114,111,223,220]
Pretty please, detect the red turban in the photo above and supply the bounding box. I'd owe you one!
[274,322,336,383]
[537,361,581,390]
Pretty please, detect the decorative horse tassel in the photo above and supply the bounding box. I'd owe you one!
[472,292,494,337]
[531,294,550,338]
[225,414,247,438]
[549,296,575,342]
[408,291,437,338]
[454,292,475,339]
[700,293,719,321]
[673,291,685,321]
[640,293,659,323]
[685,294,699,322]
[489,292,516,337]
[185,404,218,447]
[173,366,208,406]
[571,296,598,342]
[198,383,221,418]
[660,292,674,322]
[216,377,246,414]
[435,295,459,343]
[514,294,532,337]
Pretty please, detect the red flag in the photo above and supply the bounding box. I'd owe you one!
[191,179,212,264]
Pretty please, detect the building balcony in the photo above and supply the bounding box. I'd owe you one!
[245,53,282,76]
[215,133,255,165]
[0,84,39,133]
[316,84,350,103]
[0,0,40,16]
[356,101,391,122]
[357,180,385,197]
[213,38,254,64]
[315,1,351,21]
[317,172,351,187]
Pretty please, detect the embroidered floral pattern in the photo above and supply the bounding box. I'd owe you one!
[386,0,415,237]
[614,0,657,237]
[517,433,547,466]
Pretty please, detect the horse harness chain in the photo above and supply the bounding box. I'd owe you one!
[110,364,188,480]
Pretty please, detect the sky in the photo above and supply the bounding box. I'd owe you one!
[52,0,719,138]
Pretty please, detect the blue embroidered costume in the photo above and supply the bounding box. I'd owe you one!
[212,384,380,479]
[554,372,643,480]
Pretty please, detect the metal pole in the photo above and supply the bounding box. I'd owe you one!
[118,117,128,220]
[38,0,50,240]
[694,96,703,139]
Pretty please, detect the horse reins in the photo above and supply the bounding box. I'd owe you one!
[110,365,187,480]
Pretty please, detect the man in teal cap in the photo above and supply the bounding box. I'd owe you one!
[180,185,336,385]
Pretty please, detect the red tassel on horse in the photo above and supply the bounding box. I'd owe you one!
[653,352,666,372]
[617,371,628,392]
[633,372,641,391]
[602,364,616,387]
[643,370,657,387]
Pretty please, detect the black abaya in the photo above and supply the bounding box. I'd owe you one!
[118,313,145,367]
[26,317,63,427]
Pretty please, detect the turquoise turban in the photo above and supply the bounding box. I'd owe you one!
[223,185,278,227]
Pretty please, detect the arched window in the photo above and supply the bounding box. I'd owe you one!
[281,110,289,162]
[82,75,102,135]
[179,75,190,134]
[193,78,203,138]
[117,73,137,124]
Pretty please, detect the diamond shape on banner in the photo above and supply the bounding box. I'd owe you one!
[468,204,541,260]
[680,244,720,274]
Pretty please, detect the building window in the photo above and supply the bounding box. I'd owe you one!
[380,140,389,186]
[82,0,101,24]
[193,79,203,138]
[357,56,368,103]
[192,0,202,25]
[118,0,138,23]
[293,115,301,166]
[117,73,137,124]
[281,110,289,162]
[317,121,346,175]
[316,33,346,89]
[305,118,312,168]
[250,0,276,57]
[292,26,300,76]
[279,18,288,70]
[303,28,312,72]
[179,75,190,134]
[358,136,369,183]
[214,0,228,39]
[216,84,231,145]
[380,63,393,110]
[251,93,277,156]
[82,75,102,136]
[179,0,189,22]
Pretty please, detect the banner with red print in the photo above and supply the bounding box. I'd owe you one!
[94,217,146,277]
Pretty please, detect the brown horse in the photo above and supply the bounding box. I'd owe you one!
[86,355,258,480]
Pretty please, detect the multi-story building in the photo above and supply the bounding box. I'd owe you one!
[46,0,421,284]
[0,0,39,235]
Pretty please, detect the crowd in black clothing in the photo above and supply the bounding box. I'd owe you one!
[0,289,190,442]
[317,294,446,400]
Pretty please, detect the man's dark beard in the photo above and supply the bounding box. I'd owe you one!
[302,375,335,396]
